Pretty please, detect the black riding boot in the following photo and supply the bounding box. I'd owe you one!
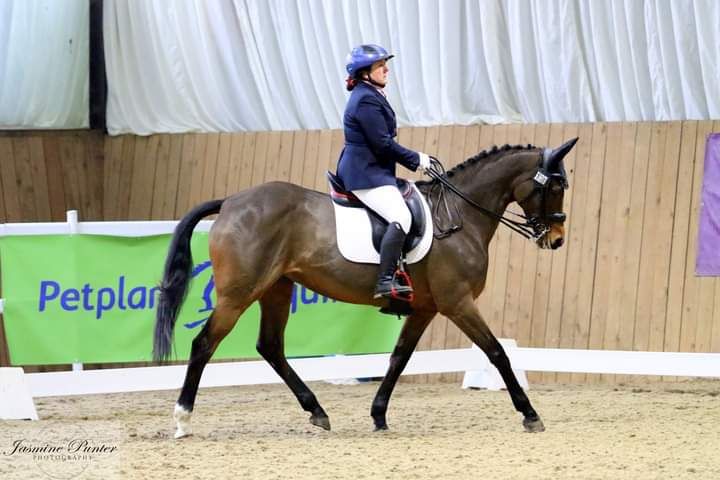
[373,222,413,299]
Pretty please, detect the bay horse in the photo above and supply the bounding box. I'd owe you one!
[153,139,578,438]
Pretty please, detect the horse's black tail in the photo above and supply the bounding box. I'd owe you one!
[153,199,224,362]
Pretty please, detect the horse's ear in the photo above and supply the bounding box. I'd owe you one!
[545,137,579,171]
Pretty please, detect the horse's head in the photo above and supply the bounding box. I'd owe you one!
[511,138,577,250]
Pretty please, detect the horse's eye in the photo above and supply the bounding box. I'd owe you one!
[550,183,563,195]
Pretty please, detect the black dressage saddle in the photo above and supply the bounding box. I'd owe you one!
[326,171,426,254]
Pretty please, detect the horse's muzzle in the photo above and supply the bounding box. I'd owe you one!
[537,224,565,249]
[546,224,565,250]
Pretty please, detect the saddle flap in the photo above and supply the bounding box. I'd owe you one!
[327,171,426,253]
[329,177,434,265]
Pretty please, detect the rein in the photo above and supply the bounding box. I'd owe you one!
[423,157,547,241]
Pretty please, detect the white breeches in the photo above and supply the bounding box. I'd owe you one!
[352,185,412,234]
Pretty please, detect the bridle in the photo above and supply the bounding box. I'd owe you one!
[513,148,569,238]
[423,150,568,242]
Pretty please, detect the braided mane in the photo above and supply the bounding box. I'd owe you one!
[416,143,538,186]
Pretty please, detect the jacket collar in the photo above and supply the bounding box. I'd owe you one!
[358,81,394,113]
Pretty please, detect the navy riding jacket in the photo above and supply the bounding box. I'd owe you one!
[336,82,420,191]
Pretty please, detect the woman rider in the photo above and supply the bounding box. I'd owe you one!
[336,44,431,300]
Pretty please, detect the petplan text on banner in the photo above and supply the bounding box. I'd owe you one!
[0,234,400,365]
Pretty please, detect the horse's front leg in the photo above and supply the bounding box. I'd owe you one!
[371,310,435,430]
[442,296,545,432]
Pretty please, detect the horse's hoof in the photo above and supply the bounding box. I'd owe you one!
[174,428,192,439]
[523,416,545,433]
[309,414,331,431]
[373,424,388,432]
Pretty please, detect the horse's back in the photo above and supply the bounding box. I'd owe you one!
[210,181,332,244]
[219,181,325,214]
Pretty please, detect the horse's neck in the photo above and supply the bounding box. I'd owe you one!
[452,153,534,244]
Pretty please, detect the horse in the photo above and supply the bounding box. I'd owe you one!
[153,138,578,439]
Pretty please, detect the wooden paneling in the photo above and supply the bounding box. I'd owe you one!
[149,134,176,219]
[1,123,719,385]
[599,122,638,383]
[0,137,23,221]
[0,131,105,222]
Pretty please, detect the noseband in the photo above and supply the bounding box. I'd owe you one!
[424,151,567,241]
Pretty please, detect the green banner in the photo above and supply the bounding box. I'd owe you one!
[0,234,401,365]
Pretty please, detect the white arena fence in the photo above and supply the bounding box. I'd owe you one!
[0,211,718,409]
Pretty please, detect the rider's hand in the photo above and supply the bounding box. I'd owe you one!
[418,152,431,172]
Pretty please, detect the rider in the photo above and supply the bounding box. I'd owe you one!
[336,44,431,300]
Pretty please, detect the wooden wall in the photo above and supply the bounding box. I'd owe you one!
[101,130,344,220]
[1,121,719,384]
[0,131,104,222]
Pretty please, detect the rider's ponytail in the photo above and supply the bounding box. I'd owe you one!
[345,75,357,91]
[346,67,371,91]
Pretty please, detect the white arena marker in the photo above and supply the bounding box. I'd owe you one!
[462,341,529,391]
[0,368,39,420]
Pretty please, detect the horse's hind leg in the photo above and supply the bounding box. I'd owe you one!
[174,297,247,438]
[256,277,331,431]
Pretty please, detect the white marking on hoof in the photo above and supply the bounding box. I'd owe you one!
[173,404,192,439]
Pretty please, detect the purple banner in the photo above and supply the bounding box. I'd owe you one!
[696,133,720,276]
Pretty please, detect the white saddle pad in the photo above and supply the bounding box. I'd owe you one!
[331,182,434,264]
